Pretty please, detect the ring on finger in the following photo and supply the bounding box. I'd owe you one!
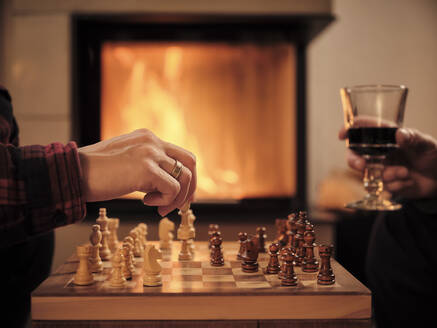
[170,159,183,180]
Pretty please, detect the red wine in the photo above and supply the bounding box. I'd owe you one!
[347,127,398,156]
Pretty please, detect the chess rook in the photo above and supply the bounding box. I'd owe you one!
[73,245,94,286]
[241,236,259,273]
[318,244,335,285]
[177,204,194,261]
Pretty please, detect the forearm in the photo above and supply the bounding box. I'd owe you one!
[0,142,86,248]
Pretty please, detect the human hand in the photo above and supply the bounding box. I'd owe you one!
[339,127,437,199]
[78,129,196,216]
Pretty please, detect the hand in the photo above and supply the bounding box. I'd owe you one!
[78,129,196,216]
[339,127,437,199]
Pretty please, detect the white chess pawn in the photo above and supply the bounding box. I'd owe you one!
[73,245,94,286]
[123,236,136,266]
[110,250,126,287]
[89,224,103,273]
[143,245,163,287]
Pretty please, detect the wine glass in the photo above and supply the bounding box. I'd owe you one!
[340,84,408,211]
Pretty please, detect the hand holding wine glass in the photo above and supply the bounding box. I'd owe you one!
[339,126,437,199]
[340,85,408,210]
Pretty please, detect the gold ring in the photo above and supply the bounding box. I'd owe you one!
[170,160,183,180]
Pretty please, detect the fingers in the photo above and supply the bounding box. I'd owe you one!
[164,142,197,203]
[338,126,348,140]
[396,127,437,152]
[157,158,193,216]
[346,149,365,171]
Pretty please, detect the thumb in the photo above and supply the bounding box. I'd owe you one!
[397,128,437,153]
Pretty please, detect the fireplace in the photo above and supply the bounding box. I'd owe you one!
[72,13,333,216]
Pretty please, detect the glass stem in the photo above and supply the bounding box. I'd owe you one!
[363,156,385,203]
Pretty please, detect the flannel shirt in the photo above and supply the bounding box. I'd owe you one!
[0,86,86,248]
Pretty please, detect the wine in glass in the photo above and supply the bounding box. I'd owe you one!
[340,84,408,211]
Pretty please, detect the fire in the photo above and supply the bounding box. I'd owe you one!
[101,42,296,201]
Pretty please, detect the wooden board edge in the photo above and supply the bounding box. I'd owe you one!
[32,294,371,320]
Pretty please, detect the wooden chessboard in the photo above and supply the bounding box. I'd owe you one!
[32,241,371,327]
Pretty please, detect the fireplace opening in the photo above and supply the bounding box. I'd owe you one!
[101,42,296,201]
[72,14,333,216]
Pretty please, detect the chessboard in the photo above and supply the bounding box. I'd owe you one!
[32,241,371,326]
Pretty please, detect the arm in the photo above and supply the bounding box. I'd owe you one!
[0,87,86,248]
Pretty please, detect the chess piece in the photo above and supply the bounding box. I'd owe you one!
[73,245,94,286]
[159,217,175,250]
[129,229,143,257]
[209,230,221,250]
[208,224,220,248]
[265,242,281,274]
[110,250,126,287]
[280,247,298,286]
[210,235,224,266]
[294,212,307,266]
[123,236,136,266]
[302,223,319,273]
[96,208,112,260]
[256,227,267,253]
[188,209,196,254]
[107,218,120,253]
[275,218,288,246]
[278,247,289,280]
[121,244,133,280]
[318,244,335,285]
[177,203,194,261]
[89,224,104,273]
[138,222,148,248]
[143,245,163,286]
[241,236,259,273]
[237,232,248,260]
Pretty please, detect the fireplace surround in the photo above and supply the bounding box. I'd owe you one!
[72,12,333,217]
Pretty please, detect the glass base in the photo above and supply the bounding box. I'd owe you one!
[345,198,402,211]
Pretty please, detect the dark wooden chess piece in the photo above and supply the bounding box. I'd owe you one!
[208,224,220,249]
[256,227,267,253]
[275,218,288,246]
[278,247,289,280]
[302,223,319,273]
[317,244,335,285]
[265,243,281,274]
[237,232,248,260]
[294,212,308,266]
[209,230,221,250]
[280,247,298,286]
[210,235,224,266]
[241,236,259,273]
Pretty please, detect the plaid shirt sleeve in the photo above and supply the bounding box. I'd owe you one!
[0,86,86,248]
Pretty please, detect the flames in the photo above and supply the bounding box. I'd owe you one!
[101,42,296,201]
